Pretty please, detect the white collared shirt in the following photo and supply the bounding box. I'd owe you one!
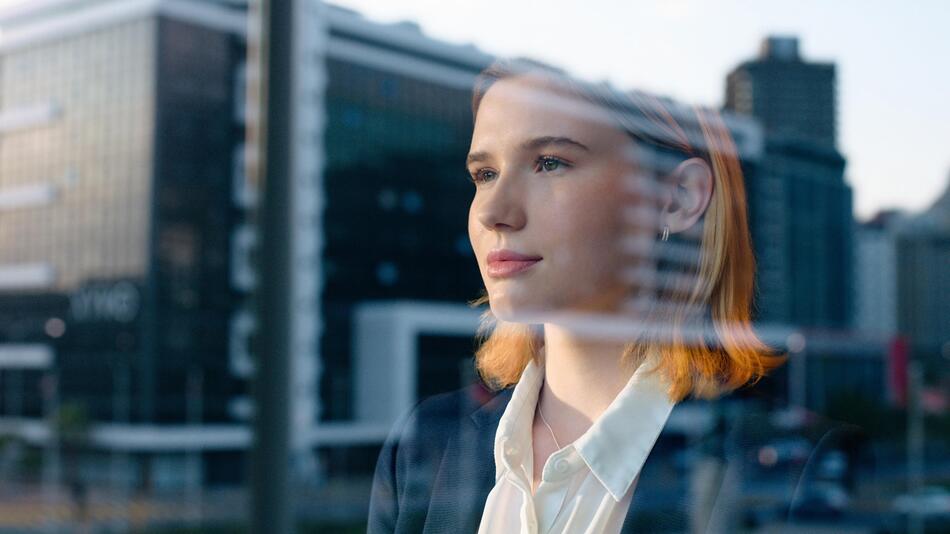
[477,357,676,534]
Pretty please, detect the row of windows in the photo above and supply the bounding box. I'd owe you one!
[0,21,157,292]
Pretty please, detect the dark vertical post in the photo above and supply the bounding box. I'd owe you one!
[251,0,295,532]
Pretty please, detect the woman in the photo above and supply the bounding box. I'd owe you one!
[368,59,848,534]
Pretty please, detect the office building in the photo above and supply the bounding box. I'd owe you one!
[725,36,837,149]
[894,178,950,370]
[0,0,247,485]
[726,37,853,329]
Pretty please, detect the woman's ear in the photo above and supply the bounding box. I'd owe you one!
[659,157,713,237]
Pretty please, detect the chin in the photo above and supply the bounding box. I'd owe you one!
[488,297,554,324]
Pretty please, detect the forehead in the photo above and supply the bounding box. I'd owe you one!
[471,75,621,146]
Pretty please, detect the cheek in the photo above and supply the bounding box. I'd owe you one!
[544,177,626,279]
[467,200,485,267]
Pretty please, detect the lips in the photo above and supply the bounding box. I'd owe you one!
[486,249,542,278]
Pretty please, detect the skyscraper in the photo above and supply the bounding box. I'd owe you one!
[726,36,837,149]
[725,37,853,329]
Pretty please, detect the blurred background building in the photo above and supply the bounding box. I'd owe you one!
[726,36,837,148]
[726,35,852,330]
[893,179,950,370]
[724,36,888,420]
[855,178,950,405]
[0,0,248,492]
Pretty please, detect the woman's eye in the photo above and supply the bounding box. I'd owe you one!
[470,168,497,184]
[468,158,567,184]
[536,156,568,173]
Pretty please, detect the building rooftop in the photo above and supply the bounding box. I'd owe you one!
[759,35,800,61]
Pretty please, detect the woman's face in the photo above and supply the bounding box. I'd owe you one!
[467,75,656,323]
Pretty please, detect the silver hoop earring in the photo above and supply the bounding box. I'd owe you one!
[661,226,670,242]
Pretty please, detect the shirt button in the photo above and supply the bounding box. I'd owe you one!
[506,446,519,457]
[555,458,570,473]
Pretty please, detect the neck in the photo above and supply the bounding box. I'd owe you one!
[537,324,637,444]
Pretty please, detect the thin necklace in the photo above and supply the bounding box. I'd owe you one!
[537,389,562,450]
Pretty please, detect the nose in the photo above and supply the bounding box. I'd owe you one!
[474,172,528,232]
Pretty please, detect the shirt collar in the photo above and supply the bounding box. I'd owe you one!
[492,358,544,480]
[491,354,676,501]
[574,356,676,501]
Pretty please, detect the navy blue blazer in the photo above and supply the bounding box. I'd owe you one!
[367,383,864,533]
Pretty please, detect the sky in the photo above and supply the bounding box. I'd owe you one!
[2,0,947,220]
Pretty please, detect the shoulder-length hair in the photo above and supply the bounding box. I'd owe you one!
[467,59,786,403]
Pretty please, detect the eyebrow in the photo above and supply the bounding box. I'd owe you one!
[466,136,590,166]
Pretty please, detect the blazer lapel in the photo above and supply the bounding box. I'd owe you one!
[621,434,691,533]
[621,398,742,534]
[423,387,513,534]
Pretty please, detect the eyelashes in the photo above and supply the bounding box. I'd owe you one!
[467,155,573,185]
[536,155,567,173]
[469,167,498,184]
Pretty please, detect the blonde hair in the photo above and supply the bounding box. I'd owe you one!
[468,60,786,403]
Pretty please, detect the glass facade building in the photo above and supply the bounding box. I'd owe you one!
[0,19,155,293]
[318,10,494,422]
[0,17,159,422]
[0,0,247,488]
